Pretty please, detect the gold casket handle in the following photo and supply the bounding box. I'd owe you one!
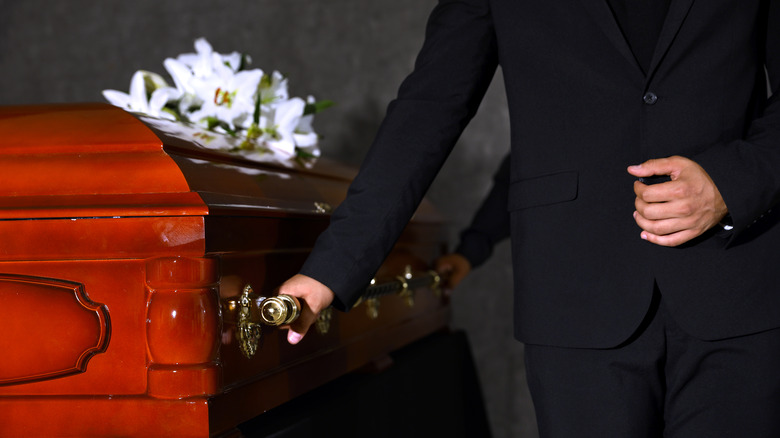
[260,294,301,326]
[224,285,303,359]
[225,268,445,359]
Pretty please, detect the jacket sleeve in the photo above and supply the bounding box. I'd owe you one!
[692,3,780,240]
[299,0,499,311]
[455,154,511,268]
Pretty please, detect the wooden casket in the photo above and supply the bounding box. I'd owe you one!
[0,103,449,437]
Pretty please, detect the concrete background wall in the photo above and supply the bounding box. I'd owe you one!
[0,1,536,436]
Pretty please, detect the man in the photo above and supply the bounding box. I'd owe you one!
[278,1,780,436]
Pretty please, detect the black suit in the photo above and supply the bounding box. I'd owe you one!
[455,154,511,269]
[300,0,780,434]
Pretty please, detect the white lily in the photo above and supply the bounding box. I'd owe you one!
[177,37,243,76]
[179,37,217,78]
[163,57,203,118]
[221,51,244,73]
[261,97,306,157]
[103,37,324,164]
[165,38,246,121]
[293,95,319,149]
[259,71,290,105]
[163,58,195,95]
[102,70,180,120]
[187,63,264,130]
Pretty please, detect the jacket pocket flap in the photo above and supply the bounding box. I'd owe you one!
[508,171,578,211]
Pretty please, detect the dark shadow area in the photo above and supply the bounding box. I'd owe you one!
[238,330,492,438]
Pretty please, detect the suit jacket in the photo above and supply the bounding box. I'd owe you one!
[456,154,511,269]
[301,0,780,348]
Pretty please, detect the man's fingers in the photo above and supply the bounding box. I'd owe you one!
[633,178,688,204]
[627,157,679,178]
[286,309,316,344]
[640,229,697,247]
[435,253,471,290]
[633,211,696,236]
[288,330,304,345]
[277,274,335,345]
[633,180,660,203]
[635,196,695,221]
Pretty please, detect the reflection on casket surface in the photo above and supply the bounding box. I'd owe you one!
[0,103,457,437]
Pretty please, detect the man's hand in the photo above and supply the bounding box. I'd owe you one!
[627,155,728,247]
[277,274,335,345]
[435,252,472,291]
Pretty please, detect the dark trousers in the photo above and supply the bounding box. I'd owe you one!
[524,291,780,438]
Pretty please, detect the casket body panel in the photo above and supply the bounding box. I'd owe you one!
[0,104,448,437]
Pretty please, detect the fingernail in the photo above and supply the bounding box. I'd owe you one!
[288,331,302,344]
[633,211,637,219]
[640,232,648,240]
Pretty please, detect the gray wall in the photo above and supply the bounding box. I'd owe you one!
[0,1,536,436]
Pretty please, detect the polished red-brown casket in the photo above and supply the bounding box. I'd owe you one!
[0,103,449,437]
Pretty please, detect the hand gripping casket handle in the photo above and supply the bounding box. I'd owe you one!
[225,268,444,359]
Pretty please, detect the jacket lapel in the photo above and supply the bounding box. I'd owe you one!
[576,0,642,73]
[576,0,696,80]
[646,0,696,81]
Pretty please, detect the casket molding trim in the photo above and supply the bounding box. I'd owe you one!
[0,274,110,386]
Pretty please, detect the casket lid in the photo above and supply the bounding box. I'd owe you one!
[0,103,382,220]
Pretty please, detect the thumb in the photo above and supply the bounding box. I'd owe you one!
[627,157,675,177]
[286,307,316,344]
[277,274,334,345]
[288,330,304,345]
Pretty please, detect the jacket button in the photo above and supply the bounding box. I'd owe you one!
[643,92,658,105]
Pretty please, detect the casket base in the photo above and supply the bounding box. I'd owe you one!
[0,308,450,438]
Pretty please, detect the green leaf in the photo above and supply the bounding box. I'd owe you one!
[303,99,335,116]
[260,73,273,89]
[204,116,220,130]
[239,53,251,71]
[295,148,318,159]
[253,86,262,125]
[201,116,237,137]
[143,74,158,100]
[160,107,181,121]
[294,147,318,167]
[246,123,263,140]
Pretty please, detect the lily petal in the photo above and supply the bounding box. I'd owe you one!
[129,71,150,113]
[149,87,181,118]
[293,131,318,148]
[141,70,171,91]
[274,97,305,136]
[192,38,215,78]
[164,58,195,94]
[102,89,132,109]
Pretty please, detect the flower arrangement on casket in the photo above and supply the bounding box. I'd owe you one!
[103,38,331,164]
